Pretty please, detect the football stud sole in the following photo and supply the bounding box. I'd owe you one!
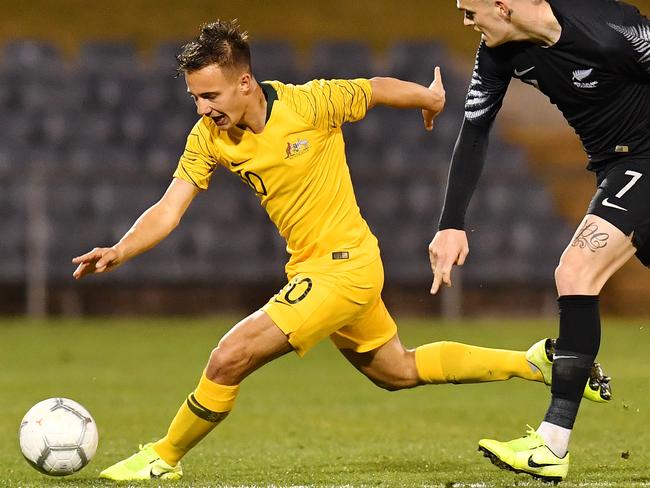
[478,446,562,485]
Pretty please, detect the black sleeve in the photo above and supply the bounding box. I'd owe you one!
[438,42,511,230]
[438,119,492,230]
[607,3,650,81]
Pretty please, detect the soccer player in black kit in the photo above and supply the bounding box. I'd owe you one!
[429,0,650,483]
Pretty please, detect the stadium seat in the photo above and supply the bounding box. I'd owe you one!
[0,111,40,146]
[0,145,22,178]
[250,40,302,83]
[151,40,185,74]
[143,142,181,178]
[1,40,61,73]
[0,71,19,111]
[380,221,431,282]
[385,40,452,85]
[385,40,468,109]
[355,181,402,226]
[308,40,374,79]
[0,218,25,282]
[77,41,138,73]
[403,181,444,220]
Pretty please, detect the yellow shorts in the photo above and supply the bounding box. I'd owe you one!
[261,258,397,356]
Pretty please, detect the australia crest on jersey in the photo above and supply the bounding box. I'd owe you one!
[285,138,310,159]
[572,68,599,89]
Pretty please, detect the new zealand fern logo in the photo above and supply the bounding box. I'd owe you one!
[608,22,650,68]
[572,68,598,89]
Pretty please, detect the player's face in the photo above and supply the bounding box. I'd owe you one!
[185,64,251,130]
[457,0,512,47]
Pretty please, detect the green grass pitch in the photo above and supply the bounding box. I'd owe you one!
[1,316,649,487]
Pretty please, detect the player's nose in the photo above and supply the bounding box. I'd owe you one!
[196,100,211,116]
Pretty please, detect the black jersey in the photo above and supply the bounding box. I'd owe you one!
[440,0,650,230]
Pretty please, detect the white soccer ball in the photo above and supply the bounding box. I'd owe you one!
[19,398,99,476]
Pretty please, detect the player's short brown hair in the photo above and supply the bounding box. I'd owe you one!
[177,19,251,75]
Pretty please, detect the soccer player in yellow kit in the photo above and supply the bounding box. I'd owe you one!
[71,20,609,481]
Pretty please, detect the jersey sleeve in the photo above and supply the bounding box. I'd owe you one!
[607,5,650,80]
[438,42,511,230]
[272,79,372,130]
[464,41,512,127]
[438,119,492,230]
[172,118,221,190]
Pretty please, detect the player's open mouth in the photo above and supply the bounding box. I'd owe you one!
[213,114,228,125]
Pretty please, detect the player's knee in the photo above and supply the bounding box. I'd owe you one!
[371,377,414,392]
[366,355,419,391]
[205,342,249,384]
[555,261,599,294]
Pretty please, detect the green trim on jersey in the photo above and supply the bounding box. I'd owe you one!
[261,82,278,123]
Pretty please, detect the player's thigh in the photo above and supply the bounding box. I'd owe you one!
[218,310,293,358]
[557,214,636,293]
[334,297,418,388]
[262,264,382,356]
[207,310,294,383]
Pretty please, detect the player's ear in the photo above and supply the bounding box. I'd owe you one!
[495,0,512,20]
[239,72,252,94]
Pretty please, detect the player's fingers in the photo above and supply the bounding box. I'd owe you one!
[430,271,443,295]
[73,262,92,280]
[71,248,102,264]
[431,262,453,294]
[432,251,458,293]
[441,266,453,288]
[429,249,447,294]
[94,255,115,272]
[433,66,443,89]
[429,246,440,293]
[456,246,469,266]
[423,110,434,131]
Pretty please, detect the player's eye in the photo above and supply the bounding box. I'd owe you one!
[464,10,475,21]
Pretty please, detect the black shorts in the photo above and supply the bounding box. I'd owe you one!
[587,160,650,267]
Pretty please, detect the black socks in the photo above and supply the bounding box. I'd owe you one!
[544,295,600,429]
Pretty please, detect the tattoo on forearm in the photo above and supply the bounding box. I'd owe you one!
[572,222,609,252]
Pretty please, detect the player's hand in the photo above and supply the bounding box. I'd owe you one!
[422,66,445,131]
[72,247,123,280]
[428,229,469,294]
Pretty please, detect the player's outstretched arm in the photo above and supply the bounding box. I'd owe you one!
[72,178,199,280]
[369,67,445,130]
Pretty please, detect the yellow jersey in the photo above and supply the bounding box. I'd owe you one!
[173,78,379,276]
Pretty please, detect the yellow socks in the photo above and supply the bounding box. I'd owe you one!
[153,372,239,466]
[415,341,543,384]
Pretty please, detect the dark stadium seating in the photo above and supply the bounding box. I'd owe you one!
[1,40,62,73]
[308,40,374,79]
[250,40,303,84]
[77,41,139,73]
[0,39,568,290]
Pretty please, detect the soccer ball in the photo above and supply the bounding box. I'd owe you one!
[19,398,99,476]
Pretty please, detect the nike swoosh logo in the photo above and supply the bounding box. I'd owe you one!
[554,355,578,360]
[528,455,560,468]
[602,198,628,211]
[230,159,251,167]
[514,66,535,77]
